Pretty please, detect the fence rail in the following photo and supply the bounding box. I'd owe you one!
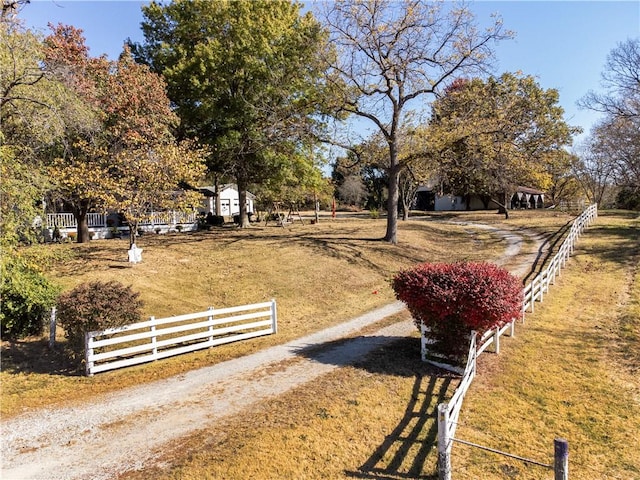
[84,299,277,376]
[435,203,597,480]
[46,211,198,230]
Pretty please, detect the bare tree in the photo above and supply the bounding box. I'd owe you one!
[319,0,510,243]
[578,38,640,207]
[572,133,617,206]
[1,0,29,22]
[337,175,368,207]
[579,38,640,119]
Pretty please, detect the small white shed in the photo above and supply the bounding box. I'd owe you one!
[199,184,256,217]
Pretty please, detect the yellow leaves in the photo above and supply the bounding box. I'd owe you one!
[104,141,207,221]
[50,156,104,187]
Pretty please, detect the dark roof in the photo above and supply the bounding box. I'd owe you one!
[517,186,545,195]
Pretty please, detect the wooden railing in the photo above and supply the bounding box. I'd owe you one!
[437,331,477,478]
[84,300,277,376]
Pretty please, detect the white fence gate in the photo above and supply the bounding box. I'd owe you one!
[435,203,597,480]
[84,300,277,376]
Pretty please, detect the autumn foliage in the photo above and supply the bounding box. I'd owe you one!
[392,262,523,363]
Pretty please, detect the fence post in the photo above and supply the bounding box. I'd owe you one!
[49,307,57,349]
[270,299,278,334]
[421,322,428,361]
[530,279,535,313]
[437,403,452,480]
[554,438,569,480]
[207,307,215,344]
[494,326,500,354]
[150,316,158,359]
[85,331,94,376]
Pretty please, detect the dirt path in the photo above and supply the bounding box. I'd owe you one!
[0,225,544,480]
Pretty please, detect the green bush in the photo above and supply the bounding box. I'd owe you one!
[616,187,640,210]
[56,281,144,361]
[0,255,60,339]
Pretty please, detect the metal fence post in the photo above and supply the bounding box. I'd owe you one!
[554,438,569,480]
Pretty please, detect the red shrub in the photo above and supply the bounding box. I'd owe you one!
[392,262,523,363]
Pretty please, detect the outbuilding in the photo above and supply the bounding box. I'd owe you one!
[199,184,256,217]
[413,185,545,211]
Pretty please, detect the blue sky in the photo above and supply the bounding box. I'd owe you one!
[18,0,640,146]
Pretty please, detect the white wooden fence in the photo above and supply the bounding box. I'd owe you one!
[435,203,598,480]
[47,211,198,229]
[84,300,277,376]
[522,203,598,315]
[437,332,477,479]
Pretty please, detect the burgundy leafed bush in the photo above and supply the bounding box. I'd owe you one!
[392,262,523,363]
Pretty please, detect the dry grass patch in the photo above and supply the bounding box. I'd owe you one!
[452,211,640,479]
[121,314,456,480]
[1,212,573,418]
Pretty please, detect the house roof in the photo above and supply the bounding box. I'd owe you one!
[516,186,545,195]
[198,184,256,199]
[416,185,545,196]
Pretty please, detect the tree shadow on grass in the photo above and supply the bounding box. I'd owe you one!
[572,222,640,269]
[345,373,451,480]
[296,336,456,479]
[522,220,573,284]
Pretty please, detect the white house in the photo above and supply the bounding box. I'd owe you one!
[199,184,256,217]
[414,185,545,212]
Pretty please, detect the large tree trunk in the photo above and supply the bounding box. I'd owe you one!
[493,192,510,219]
[128,219,138,248]
[236,177,250,228]
[72,201,91,243]
[384,150,400,244]
[214,175,222,216]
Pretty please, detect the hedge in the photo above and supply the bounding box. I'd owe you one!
[392,262,523,364]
